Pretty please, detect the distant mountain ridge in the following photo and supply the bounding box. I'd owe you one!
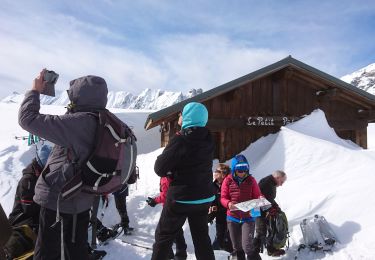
[1,88,203,110]
[341,63,375,95]
[4,63,375,109]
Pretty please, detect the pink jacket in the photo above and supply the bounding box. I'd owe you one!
[221,174,262,219]
[154,177,171,205]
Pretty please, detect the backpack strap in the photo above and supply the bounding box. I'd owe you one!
[104,123,128,147]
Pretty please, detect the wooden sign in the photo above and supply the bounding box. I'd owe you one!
[246,116,299,126]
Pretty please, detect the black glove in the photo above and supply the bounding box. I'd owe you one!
[146,197,157,207]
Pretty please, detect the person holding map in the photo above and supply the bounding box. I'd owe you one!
[220,154,262,260]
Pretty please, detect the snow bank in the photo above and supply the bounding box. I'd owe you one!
[1,103,375,259]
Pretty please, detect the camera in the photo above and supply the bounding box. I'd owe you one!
[42,70,59,97]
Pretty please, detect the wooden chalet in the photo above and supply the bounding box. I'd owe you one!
[144,56,375,162]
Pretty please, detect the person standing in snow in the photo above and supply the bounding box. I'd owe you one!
[208,164,233,253]
[19,70,108,259]
[152,102,215,260]
[147,176,188,259]
[251,170,287,258]
[220,154,262,260]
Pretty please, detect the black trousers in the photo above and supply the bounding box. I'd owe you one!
[114,192,129,227]
[168,227,187,258]
[34,207,90,260]
[215,211,232,251]
[152,200,215,260]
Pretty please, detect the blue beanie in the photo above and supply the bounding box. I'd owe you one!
[181,102,208,129]
[231,154,250,175]
[36,144,53,168]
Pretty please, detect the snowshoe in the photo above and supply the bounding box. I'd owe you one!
[97,226,117,243]
[299,215,338,254]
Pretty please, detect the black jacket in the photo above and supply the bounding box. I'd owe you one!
[154,127,214,201]
[208,180,227,222]
[258,175,278,207]
[8,159,41,227]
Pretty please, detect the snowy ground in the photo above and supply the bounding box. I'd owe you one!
[1,102,375,259]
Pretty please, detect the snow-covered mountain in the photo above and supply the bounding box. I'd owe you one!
[341,63,375,95]
[1,88,203,110]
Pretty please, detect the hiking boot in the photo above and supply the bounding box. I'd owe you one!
[88,246,107,260]
[123,226,133,235]
[174,250,187,260]
[267,248,285,257]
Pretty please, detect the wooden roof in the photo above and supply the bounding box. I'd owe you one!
[145,56,375,130]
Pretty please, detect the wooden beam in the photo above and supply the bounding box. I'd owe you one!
[328,119,368,130]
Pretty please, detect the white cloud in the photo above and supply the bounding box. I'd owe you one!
[0,6,288,98]
[0,1,374,98]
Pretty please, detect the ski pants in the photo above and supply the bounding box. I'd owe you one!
[34,207,90,260]
[227,220,255,258]
[152,199,215,260]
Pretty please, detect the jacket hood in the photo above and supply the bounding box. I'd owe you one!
[181,102,208,129]
[231,154,250,182]
[67,75,108,111]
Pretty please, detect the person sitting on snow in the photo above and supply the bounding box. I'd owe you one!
[251,170,287,258]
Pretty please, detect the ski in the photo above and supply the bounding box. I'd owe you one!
[121,239,153,250]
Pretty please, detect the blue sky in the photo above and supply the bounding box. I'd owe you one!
[0,0,374,98]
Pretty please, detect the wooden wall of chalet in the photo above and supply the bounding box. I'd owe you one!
[161,67,369,162]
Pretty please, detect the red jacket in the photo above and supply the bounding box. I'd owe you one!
[154,177,171,205]
[220,174,262,219]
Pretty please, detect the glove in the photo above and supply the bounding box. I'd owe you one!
[146,197,157,207]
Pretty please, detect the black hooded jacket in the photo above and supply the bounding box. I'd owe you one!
[154,127,214,202]
[8,159,41,227]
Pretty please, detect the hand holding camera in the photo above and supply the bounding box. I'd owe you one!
[32,69,59,97]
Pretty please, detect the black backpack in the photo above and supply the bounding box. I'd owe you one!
[61,110,137,199]
[266,211,289,250]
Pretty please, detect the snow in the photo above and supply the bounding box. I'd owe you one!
[341,63,375,95]
[1,102,375,259]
